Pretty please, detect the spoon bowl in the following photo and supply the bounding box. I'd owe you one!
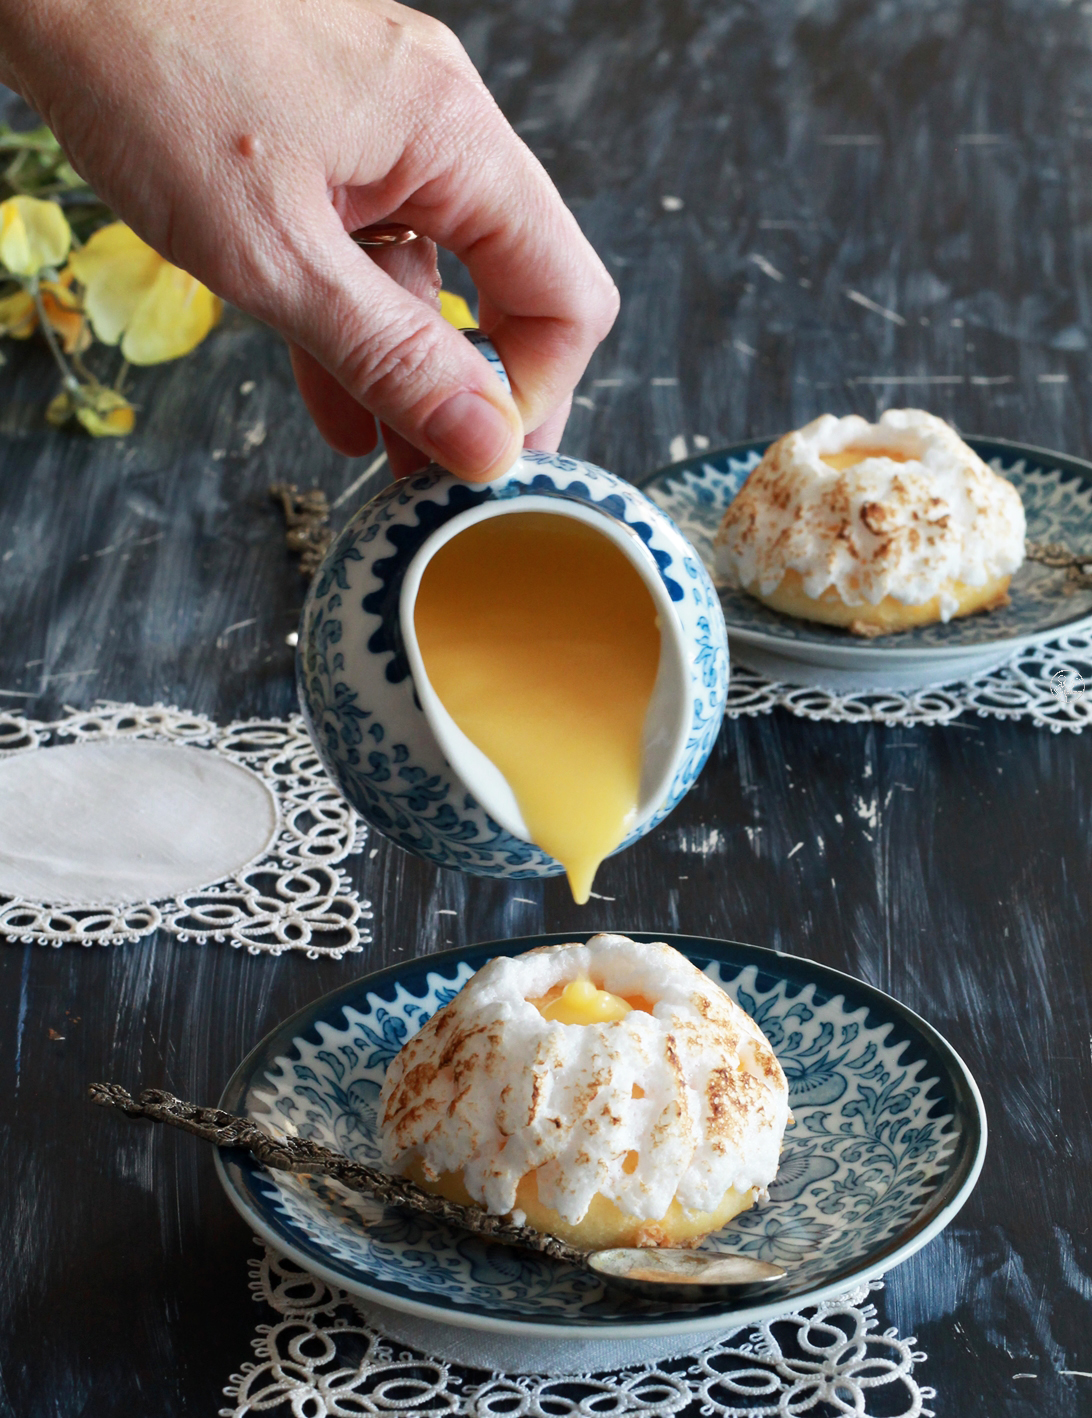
[587,1248,786,1301]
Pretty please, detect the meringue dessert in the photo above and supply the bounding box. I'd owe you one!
[715,410,1026,636]
[413,512,661,903]
[378,934,790,1249]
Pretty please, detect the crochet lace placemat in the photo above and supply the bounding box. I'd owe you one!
[0,703,370,954]
[723,631,1091,731]
[220,1244,934,1417]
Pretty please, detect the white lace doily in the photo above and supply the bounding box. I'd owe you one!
[222,1245,934,1418]
[724,631,1092,731]
[0,703,371,955]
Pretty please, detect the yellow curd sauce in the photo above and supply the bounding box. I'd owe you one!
[413,512,661,903]
[819,447,914,471]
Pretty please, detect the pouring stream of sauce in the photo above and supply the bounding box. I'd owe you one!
[414,511,661,902]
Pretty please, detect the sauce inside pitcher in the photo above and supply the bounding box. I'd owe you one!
[413,511,661,902]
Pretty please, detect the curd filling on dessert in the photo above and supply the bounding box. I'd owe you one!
[531,977,654,1024]
[819,447,913,471]
[414,512,661,904]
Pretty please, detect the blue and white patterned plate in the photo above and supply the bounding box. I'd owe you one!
[641,438,1092,689]
[215,932,986,1342]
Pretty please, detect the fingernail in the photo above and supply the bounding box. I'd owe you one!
[424,390,517,476]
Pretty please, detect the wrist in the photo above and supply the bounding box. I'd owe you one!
[0,0,114,134]
[0,0,61,120]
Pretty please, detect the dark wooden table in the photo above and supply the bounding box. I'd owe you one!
[2,2,1092,1412]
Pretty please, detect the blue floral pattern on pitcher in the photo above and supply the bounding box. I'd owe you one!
[230,939,980,1328]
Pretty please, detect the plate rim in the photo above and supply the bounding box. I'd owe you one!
[214,930,988,1340]
[638,434,1092,660]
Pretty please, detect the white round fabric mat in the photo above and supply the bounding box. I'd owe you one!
[0,739,278,904]
[0,703,370,954]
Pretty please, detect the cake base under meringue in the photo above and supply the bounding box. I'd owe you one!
[751,566,1013,637]
[407,1159,758,1250]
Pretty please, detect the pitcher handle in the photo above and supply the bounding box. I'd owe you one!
[461,328,511,397]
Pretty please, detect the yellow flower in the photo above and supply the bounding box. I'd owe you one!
[67,222,221,364]
[439,289,476,328]
[0,288,36,338]
[76,387,135,437]
[39,274,91,354]
[0,196,72,277]
[47,385,136,438]
[0,273,90,352]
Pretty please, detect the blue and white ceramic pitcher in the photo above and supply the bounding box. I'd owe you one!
[297,334,729,883]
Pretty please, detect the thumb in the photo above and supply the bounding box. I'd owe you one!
[283,206,523,482]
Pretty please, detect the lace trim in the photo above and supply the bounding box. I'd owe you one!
[221,1245,934,1417]
[724,631,1092,730]
[0,703,371,955]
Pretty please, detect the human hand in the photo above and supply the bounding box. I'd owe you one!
[0,0,618,479]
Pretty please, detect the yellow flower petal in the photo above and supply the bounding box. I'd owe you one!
[439,289,477,328]
[120,261,222,364]
[76,389,135,437]
[40,282,90,354]
[0,196,71,277]
[69,222,220,360]
[45,270,81,302]
[46,388,76,427]
[0,288,37,339]
[46,384,136,436]
[67,222,162,345]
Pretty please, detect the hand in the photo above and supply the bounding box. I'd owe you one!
[0,0,619,479]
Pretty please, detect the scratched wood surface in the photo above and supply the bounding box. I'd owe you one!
[2,1,1092,1412]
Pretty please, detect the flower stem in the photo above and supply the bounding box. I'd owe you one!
[71,344,98,386]
[30,279,79,391]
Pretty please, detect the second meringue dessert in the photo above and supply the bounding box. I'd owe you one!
[715,410,1026,636]
[378,934,790,1249]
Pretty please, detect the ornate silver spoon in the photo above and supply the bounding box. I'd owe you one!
[90,1083,786,1302]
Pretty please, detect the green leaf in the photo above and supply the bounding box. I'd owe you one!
[0,124,62,155]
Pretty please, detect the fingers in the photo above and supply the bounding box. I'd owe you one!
[289,235,444,463]
[289,343,379,457]
[390,98,619,436]
[287,203,590,477]
[364,241,461,478]
[523,393,572,454]
[365,234,443,308]
[279,197,524,481]
[379,421,431,478]
[240,8,613,482]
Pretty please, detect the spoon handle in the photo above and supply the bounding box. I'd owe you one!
[1025,538,1092,589]
[89,1083,588,1268]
